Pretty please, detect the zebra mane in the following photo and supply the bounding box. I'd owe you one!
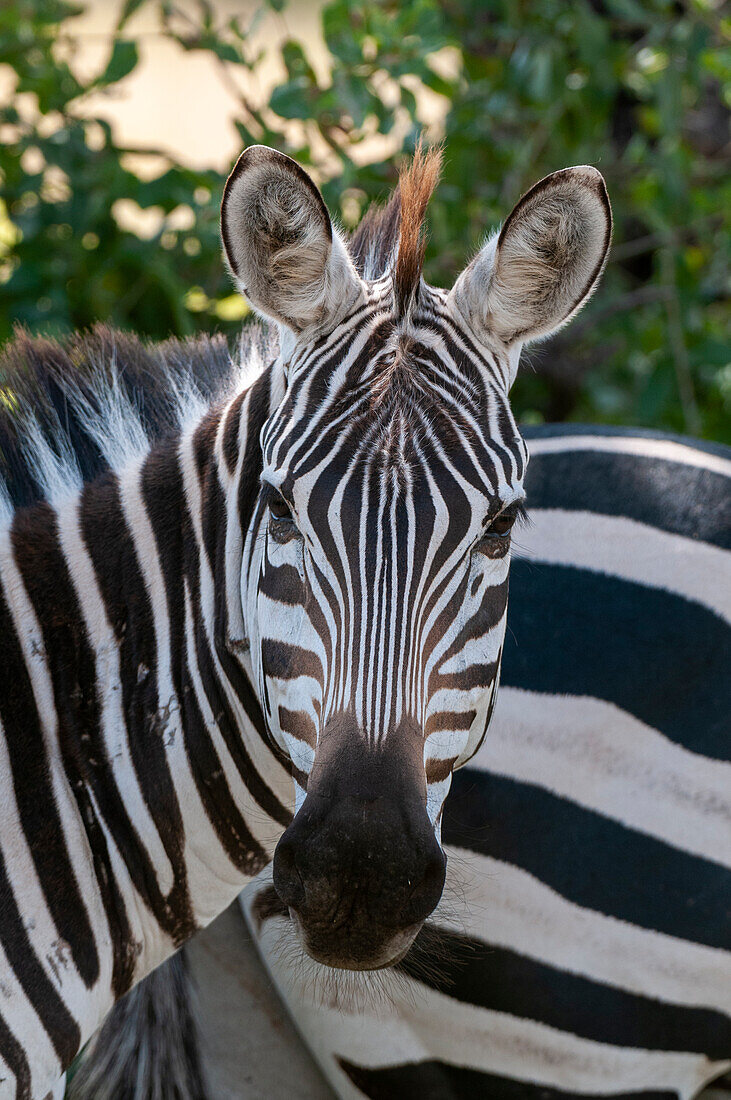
[349,143,443,312]
[0,321,276,517]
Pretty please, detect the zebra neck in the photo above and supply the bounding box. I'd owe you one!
[0,358,293,1078]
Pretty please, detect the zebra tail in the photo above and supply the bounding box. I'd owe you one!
[68,951,208,1100]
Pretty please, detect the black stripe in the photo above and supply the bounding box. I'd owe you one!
[398,927,731,1058]
[434,576,509,668]
[261,639,323,683]
[197,444,291,828]
[338,1058,680,1100]
[193,386,293,819]
[278,318,391,466]
[189,585,273,869]
[221,389,246,475]
[706,1074,731,1094]
[0,846,80,1069]
[10,501,137,999]
[428,309,507,391]
[259,561,307,607]
[237,367,273,538]
[524,448,730,548]
[231,371,294,777]
[504,560,730,760]
[443,770,731,950]
[0,1011,32,1100]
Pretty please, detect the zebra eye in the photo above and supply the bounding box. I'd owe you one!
[488,511,516,538]
[267,492,300,545]
[476,505,523,555]
[269,493,292,521]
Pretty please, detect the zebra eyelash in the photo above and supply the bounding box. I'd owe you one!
[472,500,529,553]
[512,499,530,527]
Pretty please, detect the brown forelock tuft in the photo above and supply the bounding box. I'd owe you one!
[348,142,442,309]
[394,141,442,315]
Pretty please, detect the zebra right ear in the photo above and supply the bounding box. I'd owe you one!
[221,145,363,333]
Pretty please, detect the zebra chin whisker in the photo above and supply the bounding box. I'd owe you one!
[265,916,420,1016]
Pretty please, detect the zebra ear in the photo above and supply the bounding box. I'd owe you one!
[221,145,362,332]
[449,166,612,350]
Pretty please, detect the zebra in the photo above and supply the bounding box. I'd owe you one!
[73,425,731,1099]
[0,142,615,1098]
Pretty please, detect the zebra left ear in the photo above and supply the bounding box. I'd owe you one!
[449,166,612,354]
[221,145,363,333]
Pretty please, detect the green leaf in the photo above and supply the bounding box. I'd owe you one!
[270,79,312,120]
[96,39,138,86]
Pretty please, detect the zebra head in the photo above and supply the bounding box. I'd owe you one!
[222,145,611,970]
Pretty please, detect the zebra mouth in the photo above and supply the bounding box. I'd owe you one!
[287,908,422,971]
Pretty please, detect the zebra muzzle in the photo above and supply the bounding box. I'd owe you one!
[272,717,446,970]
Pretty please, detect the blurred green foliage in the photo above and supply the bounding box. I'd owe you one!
[1,0,729,439]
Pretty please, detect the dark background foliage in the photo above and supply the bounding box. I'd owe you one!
[1,0,729,440]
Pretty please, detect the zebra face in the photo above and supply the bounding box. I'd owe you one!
[252,309,526,967]
[222,145,611,969]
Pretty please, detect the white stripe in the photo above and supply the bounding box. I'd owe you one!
[527,433,731,478]
[47,1074,67,1100]
[118,460,183,750]
[438,848,731,1013]
[221,394,248,647]
[120,460,256,921]
[0,720,105,1032]
[478,688,731,867]
[178,429,287,841]
[515,509,731,620]
[78,777,175,993]
[179,581,274,918]
[437,614,507,674]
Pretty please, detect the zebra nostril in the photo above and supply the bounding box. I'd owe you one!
[272,840,306,913]
[400,850,447,927]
